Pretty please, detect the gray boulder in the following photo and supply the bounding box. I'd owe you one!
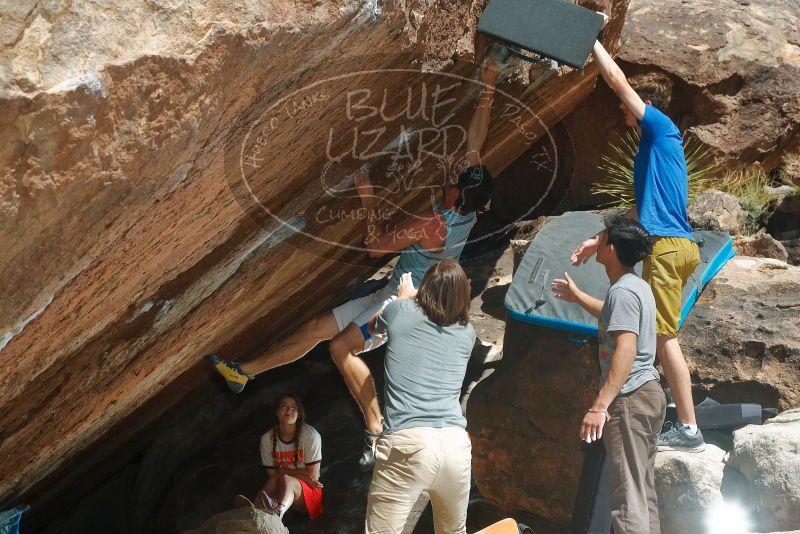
[182,507,289,534]
[689,189,748,235]
[655,445,727,534]
[728,409,800,532]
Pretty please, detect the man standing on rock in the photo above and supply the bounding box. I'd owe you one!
[206,59,498,468]
[571,28,705,452]
[554,214,666,533]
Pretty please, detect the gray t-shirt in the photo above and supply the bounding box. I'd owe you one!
[375,298,476,433]
[598,273,660,395]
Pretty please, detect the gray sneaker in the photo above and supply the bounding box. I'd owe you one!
[658,422,706,452]
[358,430,381,472]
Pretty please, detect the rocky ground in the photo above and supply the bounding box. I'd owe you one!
[690,188,800,267]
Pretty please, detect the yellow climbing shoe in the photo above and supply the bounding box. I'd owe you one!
[204,353,253,393]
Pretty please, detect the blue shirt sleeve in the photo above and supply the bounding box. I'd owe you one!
[638,105,673,140]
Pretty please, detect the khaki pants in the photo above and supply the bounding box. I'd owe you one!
[642,237,700,336]
[604,380,666,534]
[365,427,472,534]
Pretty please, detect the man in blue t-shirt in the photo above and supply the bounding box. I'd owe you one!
[571,18,705,452]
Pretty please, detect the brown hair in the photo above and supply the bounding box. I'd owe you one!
[271,393,305,468]
[415,258,471,326]
[629,72,673,111]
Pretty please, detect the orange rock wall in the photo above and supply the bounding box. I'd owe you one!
[0,0,629,513]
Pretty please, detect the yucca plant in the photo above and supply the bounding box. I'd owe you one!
[591,131,720,208]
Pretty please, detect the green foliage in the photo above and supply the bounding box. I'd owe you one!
[591,131,720,208]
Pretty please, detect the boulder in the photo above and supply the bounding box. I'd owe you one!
[728,408,800,532]
[734,231,790,262]
[655,446,727,534]
[783,238,800,266]
[0,0,633,524]
[680,258,800,411]
[764,195,800,242]
[689,189,748,235]
[182,507,289,534]
[468,320,599,522]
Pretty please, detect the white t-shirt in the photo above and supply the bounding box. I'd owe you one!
[259,424,322,469]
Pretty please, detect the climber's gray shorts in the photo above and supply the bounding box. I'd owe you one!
[332,285,396,353]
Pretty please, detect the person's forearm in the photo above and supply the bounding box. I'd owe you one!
[591,40,627,91]
[574,289,604,318]
[466,85,495,156]
[592,347,635,410]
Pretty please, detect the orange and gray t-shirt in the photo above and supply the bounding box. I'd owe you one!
[259,424,322,469]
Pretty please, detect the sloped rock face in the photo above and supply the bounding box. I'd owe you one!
[681,257,800,411]
[0,0,631,525]
[556,0,800,209]
[469,253,800,519]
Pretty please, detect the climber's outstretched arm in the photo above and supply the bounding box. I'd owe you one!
[465,57,499,166]
[591,40,645,120]
[353,167,445,258]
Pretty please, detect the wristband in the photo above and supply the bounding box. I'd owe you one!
[588,408,608,416]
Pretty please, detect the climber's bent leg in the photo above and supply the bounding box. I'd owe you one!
[240,312,340,376]
[329,323,383,435]
[205,286,393,392]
